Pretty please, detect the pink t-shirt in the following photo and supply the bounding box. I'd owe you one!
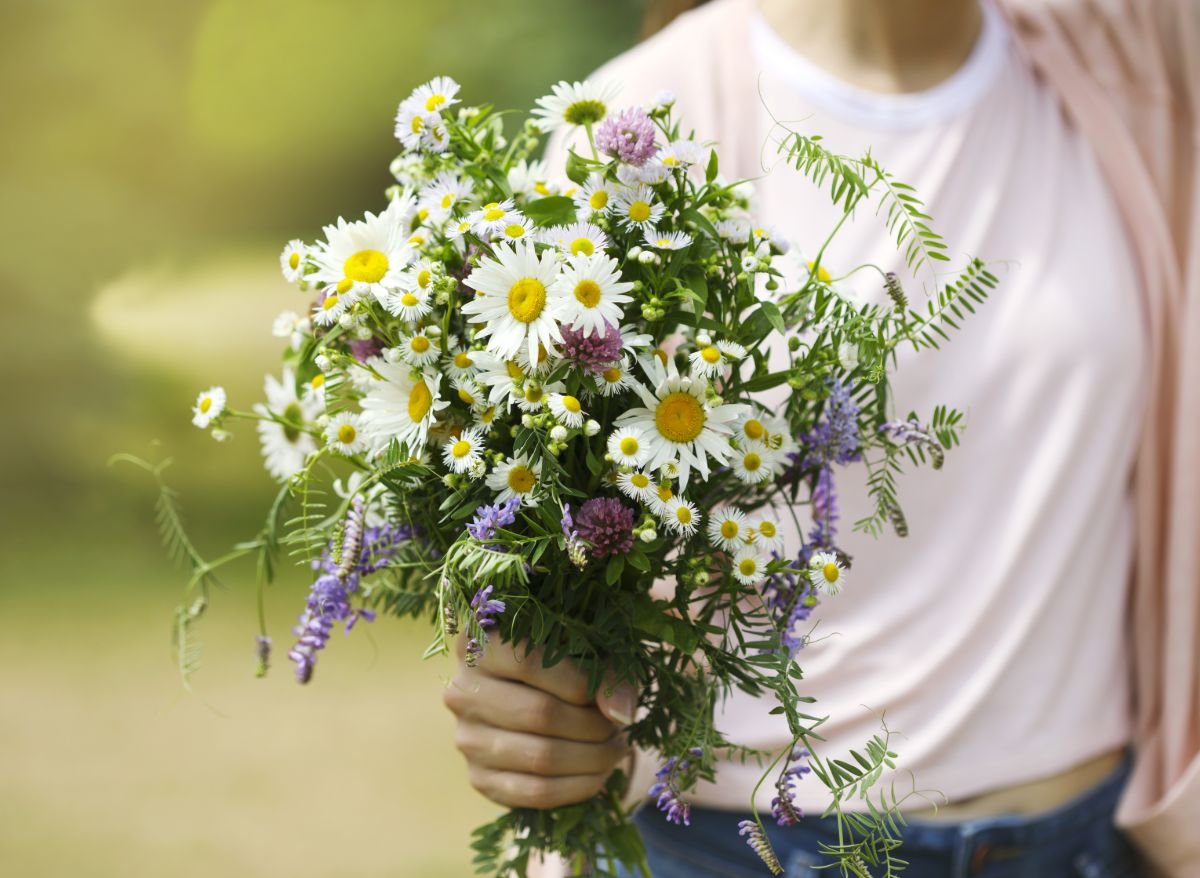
[692,2,1148,813]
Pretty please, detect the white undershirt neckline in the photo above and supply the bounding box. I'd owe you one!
[749,1,1009,130]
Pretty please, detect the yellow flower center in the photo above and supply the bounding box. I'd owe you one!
[743,452,762,471]
[631,473,650,489]
[199,397,212,413]
[738,558,758,577]
[417,208,430,222]
[653,349,668,365]
[505,223,527,238]
[425,94,446,112]
[478,406,496,424]
[524,387,544,404]
[561,395,582,414]
[483,205,506,222]
[570,237,594,256]
[458,386,475,404]
[720,520,740,540]
[507,278,547,323]
[451,439,472,458]
[505,361,524,380]
[411,115,425,134]
[663,155,679,167]
[453,351,474,369]
[700,346,721,364]
[619,436,639,456]
[534,182,552,196]
[656,238,672,247]
[627,200,651,223]
[344,249,388,284]
[656,485,674,503]
[337,423,357,444]
[508,466,535,493]
[574,279,602,308]
[675,506,692,524]
[323,293,341,311]
[655,391,706,443]
[563,99,607,126]
[288,252,300,270]
[743,419,765,441]
[408,379,432,422]
[807,260,833,284]
[759,521,777,539]
[537,344,549,364]
[441,193,455,209]
[335,278,354,295]
[822,562,840,583]
[408,234,425,246]
[417,269,432,289]
[400,293,419,307]
[410,336,431,353]
[310,374,326,389]
[602,367,623,383]
[588,190,609,210]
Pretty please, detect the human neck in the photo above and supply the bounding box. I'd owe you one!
[757,0,984,94]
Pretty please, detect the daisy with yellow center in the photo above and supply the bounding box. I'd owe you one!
[616,470,656,504]
[747,515,785,553]
[550,252,634,339]
[707,507,749,552]
[254,368,320,482]
[573,175,617,216]
[731,547,769,586]
[445,346,478,377]
[688,340,747,379]
[596,361,634,397]
[310,194,416,307]
[507,159,556,200]
[470,352,526,409]
[807,260,834,284]
[453,376,484,407]
[387,285,433,324]
[399,331,439,367]
[548,393,586,429]
[643,228,694,251]
[607,427,649,467]
[467,199,517,237]
[809,551,846,595]
[486,455,543,506]
[532,79,620,132]
[474,405,499,428]
[731,441,776,484]
[661,498,701,537]
[517,380,564,413]
[191,386,226,429]
[325,412,367,456]
[279,239,307,283]
[441,426,485,473]
[312,288,351,327]
[714,218,751,245]
[615,357,746,489]
[498,214,533,242]
[410,76,461,114]
[419,171,474,223]
[358,362,448,456]
[611,185,664,231]
[461,242,565,366]
[542,222,609,258]
[654,140,703,169]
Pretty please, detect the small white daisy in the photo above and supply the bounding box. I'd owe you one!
[359,362,449,455]
[388,285,433,323]
[471,352,525,409]
[507,159,557,199]
[747,516,785,553]
[551,252,633,338]
[661,498,701,537]
[810,551,846,595]
[442,426,486,473]
[398,330,440,367]
[616,470,656,504]
[467,199,517,237]
[462,242,565,365]
[517,380,564,413]
[548,393,586,428]
[543,222,609,258]
[254,369,320,481]
[617,161,671,186]
[707,507,749,552]
[688,341,747,379]
[279,239,307,283]
[486,455,542,506]
[192,387,226,428]
[654,140,704,169]
[420,171,474,222]
[573,175,618,215]
[730,441,776,484]
[497,213,534,242]
[312,288,354,327]
[714,218,751,245]
[410,75,461,114]
[731,547,769,586]
[453,376,484,407]
[611,185,664,231]
[532,79,620,132]
[607,427,649,467]
[643,228,693,251]
[325,412,367,456]
[446,346,479,378]
[473,404,500,428]
[595,360,635,397]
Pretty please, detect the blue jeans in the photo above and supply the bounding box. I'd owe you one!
[621,756,1140,877]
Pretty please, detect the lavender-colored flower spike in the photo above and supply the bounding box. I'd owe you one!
[737,820,783,875]
[595,107,657,166]
[464,584,506,667]
[770,747,811,827]
[466,496,520,542]
[647,756,692,826]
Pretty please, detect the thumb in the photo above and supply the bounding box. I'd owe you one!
[596,678,638,727]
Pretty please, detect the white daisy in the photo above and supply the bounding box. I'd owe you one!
[448,218,474,239]
[551,252,634,338]
[730,441,776,484]
[467,199,517,237]
[254,369,320,481]
[611,185,664,231]
[325,412,367,456]
[573,175,618,215]
[655,140,704,169]
[452,376,484,407]
[442,426,486,473]
[279,239,307,283]
[461,242,564,365]
[359,362,449,455]
[596,360,635,397]
[731,547,769,586]
[542,222,609,258]
[615,357,746,489]
[810,551,846,595]
[532,79,620,132]
[410,75,461,113]
[707,507,749,552]
[310,194,415,305]
[473,404,500,428]
[446,346,479,378]
[607,427,649,467]
[516,380,564,413]
[616,470,656,504]
[486,455,542,506]
[688,340,747,378]
[191,387,226,428]
[312,288,353,327]
[661,498,701,537]
[649,480,678,515]
[387,285,433,323]
[643,228,693,251]
[617,161,671,186]
[271,310,305,350]
[420,171,473,222]
[394,99,440,152]
[398,330,440,367]
[714,218,751,245]
[472,352,525,408]
[548,393,585,428]
[747,515,785,553]
[497,213,534,243]
[507,159,557,199]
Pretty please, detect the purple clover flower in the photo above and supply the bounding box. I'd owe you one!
[595,107,657,166]
[348,336,385,363]
[466,496,520,542]
[575,497,635,559]
[560,320,624,376]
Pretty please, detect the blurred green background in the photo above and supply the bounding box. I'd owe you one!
[1,2,641,874]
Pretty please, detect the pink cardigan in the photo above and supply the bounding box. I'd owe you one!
[545,1,1200,873]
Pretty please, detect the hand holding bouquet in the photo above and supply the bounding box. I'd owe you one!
[131,75,994,877]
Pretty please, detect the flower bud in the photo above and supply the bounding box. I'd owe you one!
[639,529,657,543]
[584,419,601,437]
[550,425,568,441]
[383,347,403,364]
[315,354,332,371]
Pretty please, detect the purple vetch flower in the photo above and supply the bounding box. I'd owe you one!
[575,497,635,559]
[880,418,944,469]
[807,464,839,550]
[737,820,783,875]
[561,503,588,568]
[470,585,506,629]
[806,379,861,468]
[254,635,272,677]
[647,755,695,826]
[762,550,820,659]
[560,320,624,376]
[466,496,521,542]
[348,336,385,362]
[595,107,657,166]
[770,746,812,827]
[335,497,366,580]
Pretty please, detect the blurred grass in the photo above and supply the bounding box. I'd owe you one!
[1,1,641,874]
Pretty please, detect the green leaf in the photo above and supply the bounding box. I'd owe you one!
[523,196,576,227]
[705,147,719,183]
[757,300,786,334]
[605,553,625,585]
[565,149,592,186]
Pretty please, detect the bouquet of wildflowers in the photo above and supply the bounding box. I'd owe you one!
[131,75,995,877]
